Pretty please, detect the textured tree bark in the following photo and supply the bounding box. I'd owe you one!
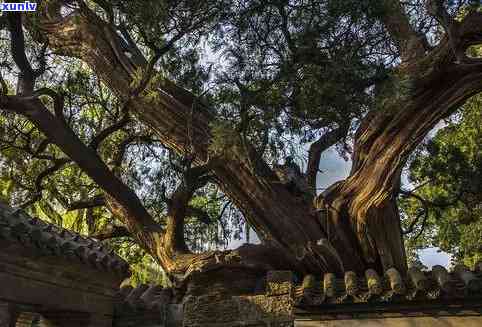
[14,1,482,286]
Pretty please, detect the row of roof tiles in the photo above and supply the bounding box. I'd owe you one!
[117,265,482,314]
[0,201,130,278]
[295,265,482,306]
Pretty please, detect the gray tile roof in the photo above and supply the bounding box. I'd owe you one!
[0,201,130,279]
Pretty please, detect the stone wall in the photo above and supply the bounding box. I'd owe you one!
[114,271,295,327]
[177,271,294,327]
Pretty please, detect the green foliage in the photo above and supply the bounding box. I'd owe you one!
[186,191,243,252]
[0,59,242,280]
[110,239,168,287]
[401,95,482,267]
[207,0,393,163]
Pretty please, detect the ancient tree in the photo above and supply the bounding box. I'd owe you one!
[0,0,481,294]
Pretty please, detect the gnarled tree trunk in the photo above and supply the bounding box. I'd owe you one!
[318,18,482,273]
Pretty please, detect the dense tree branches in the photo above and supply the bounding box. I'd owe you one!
[0,0,481,292]
[0,6,264,283]
[33,0,351,276]
[1,12,162,235]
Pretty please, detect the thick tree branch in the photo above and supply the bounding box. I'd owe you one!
[306,124,350,193]
[420,2,482,69]
[6,12,35,94]
[328,27,482,273]
[377,0,427,63]
[426,0,465,63]
[163,163,214,255]
[0,72,7,95]
[452,8,482,63]
[318,2,482,273]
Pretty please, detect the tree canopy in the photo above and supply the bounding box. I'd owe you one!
[0,0,481,292]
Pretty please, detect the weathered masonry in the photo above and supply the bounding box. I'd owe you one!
[116,266,482,327]
[1,200,481,326]
[0,201,130,326]
[115,270,294,327]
